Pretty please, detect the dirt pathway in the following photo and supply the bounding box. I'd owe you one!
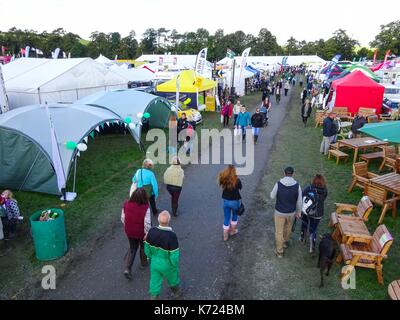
[39,89,294,300]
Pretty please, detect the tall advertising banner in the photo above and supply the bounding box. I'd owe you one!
[0,64,9,114]
[373,49,378,65]
[238,47,251,96]
[195,48,208,76]
[325,54,341,79]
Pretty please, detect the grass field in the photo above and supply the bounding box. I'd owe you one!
[254,85,400,299]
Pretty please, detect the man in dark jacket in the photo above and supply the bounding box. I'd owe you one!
[144,211,182,299]
[351,111,366,138]
[177,113,188,134]
[270,167,302,258]
[320,113,337,155]
[251,108,264,144]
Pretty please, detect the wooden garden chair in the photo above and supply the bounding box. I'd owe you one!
[396,157,400,174]
[348,162,379,193]
[367,115,380,123]
[332,107,351,120]
[359,107,376,118]
[337,224,393,285]
[314,110,326,128]
[379,146,398,173]
[330,197,373,227]
[364,184,400,224]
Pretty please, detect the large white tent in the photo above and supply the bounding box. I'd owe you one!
[218,55,325,67]
[109,64,155,82]
[95,54,115,67]
[137,54,213,73]
[2,58,128,109]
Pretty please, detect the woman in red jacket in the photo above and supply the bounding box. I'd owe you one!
[221,99,233,128]
[122,188,151,280]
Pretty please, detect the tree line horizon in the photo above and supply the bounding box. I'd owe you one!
[0,21,399,62]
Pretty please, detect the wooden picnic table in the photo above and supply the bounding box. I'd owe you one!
[338,137,388,163]
[334,214,372,245]
[370,172,400,217]
[388,280,400,300]
[371,172,400,196]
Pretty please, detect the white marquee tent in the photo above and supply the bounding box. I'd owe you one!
[137,54,213,73]
[109,64,155,82]
[2,58,128,109]
[218,55,326,68]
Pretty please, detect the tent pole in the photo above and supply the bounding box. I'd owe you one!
[18,150,41,192]
[73,155,77,193]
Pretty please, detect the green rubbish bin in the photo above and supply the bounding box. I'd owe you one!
[30,208,68,261]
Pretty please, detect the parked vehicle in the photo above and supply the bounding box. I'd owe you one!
[382,97,400,115]
[383,84,400,99]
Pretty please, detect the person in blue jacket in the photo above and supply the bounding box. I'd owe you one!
[132,159,159,216]
[235,106,251,141]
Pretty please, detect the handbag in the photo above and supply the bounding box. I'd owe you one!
[237,201,245,216]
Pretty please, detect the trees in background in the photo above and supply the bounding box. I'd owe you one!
[370,20,400,58]
[1,21,398,61]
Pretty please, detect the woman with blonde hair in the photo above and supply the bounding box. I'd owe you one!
[163,156,184,217]
[1,190,21,240]
[218,165,242,241]
[132,159,159,216]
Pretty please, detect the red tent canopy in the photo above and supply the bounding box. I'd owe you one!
[331,70,384,115]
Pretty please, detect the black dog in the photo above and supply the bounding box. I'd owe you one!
[317,233,336,288]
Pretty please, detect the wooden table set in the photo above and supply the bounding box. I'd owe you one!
[338,137,388,163]
[371,172,400,217]
[332,215,372,245]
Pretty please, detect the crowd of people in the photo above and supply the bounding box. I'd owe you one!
[117,66,335,299]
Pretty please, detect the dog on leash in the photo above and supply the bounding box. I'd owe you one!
[317,233,336,288]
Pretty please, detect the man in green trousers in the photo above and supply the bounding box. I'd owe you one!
[144,210,182,299]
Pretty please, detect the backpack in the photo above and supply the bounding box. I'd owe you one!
[302,187,318,217]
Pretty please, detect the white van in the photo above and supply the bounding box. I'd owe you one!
[383,84,400,99]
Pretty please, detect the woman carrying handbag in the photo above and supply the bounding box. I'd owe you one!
[218,165,243,241]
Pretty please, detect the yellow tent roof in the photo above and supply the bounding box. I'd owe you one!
[156,70,216,93]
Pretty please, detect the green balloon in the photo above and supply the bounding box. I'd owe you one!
[66,141,77,150]
[143,112,151,119]
[124,117,132,124]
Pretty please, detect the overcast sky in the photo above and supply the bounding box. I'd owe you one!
[0,0,399,47]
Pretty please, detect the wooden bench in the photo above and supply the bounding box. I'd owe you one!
[328,149,349,165]
[329,142,339,150]
[359,107,376,118]
[388,280,400,300]
[359,151,384,166]
[332,107,352,120]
